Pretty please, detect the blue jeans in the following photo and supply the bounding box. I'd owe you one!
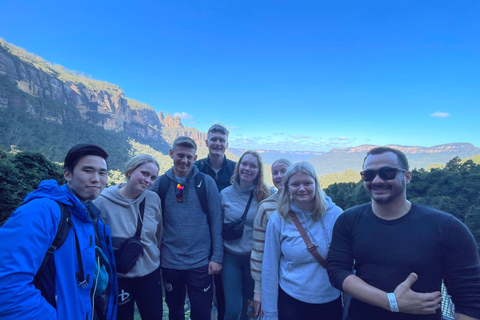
[221,250,254,320]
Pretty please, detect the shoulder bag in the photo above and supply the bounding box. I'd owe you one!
[114,198,146,274]
[222,192,254,241]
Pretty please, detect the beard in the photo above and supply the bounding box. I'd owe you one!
[364,180,405,205]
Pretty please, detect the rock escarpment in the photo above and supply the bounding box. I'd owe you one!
[0,38,207,153]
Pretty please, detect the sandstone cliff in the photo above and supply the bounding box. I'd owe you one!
[0,38,206,152]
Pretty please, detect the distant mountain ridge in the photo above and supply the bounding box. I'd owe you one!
[229,148,324,165]
[309,143,480,176]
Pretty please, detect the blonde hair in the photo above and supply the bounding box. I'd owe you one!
[271,158,292,169]
[231,150,270,202]
[277,161,326,222]
[125,154,159,179]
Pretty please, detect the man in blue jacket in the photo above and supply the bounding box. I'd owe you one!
[0,144,118,320]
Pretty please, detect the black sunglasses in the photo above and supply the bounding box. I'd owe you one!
[360,167,407,182]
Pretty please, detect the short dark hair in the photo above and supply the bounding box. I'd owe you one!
[363,146,409,170]
[64,144,109,173]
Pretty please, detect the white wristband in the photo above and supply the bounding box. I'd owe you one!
[387,292,399,312]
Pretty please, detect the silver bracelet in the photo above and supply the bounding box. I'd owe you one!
[387,292,399,312]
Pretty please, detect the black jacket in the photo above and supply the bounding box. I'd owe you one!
[195,155,236,192]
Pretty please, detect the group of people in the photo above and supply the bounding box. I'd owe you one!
[0,123,479,320]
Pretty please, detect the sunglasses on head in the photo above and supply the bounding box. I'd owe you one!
[176,184,184,202]
[209,126,228,135]
[360,167,407,182]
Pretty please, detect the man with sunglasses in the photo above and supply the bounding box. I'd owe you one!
[195,123,236,320]
[327,147,480,320]
[152,136,223,320]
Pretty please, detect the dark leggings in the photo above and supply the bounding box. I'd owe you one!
[278,286,342,320]
[117,267,163,320]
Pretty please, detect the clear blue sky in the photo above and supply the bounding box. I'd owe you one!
[1,1,479,151]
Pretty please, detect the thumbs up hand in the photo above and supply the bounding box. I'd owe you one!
[393,273,442,314]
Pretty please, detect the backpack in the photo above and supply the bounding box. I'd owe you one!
[156,173,208,215]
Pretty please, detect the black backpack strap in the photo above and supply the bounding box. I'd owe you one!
[194,172,208,215]
[157,175,170,215]
[40,202,72,269]
[34,201,73,307]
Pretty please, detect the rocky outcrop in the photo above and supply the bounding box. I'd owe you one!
[0,38,172,142]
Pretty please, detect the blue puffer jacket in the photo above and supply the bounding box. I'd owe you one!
[0,180,118,320]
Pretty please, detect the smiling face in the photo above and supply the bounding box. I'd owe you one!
[271,161,289,190]
[206,132,228,157]
[126,162,159,196]
[238,153,260,187]
[64,155,108,202]
[363,151,411,205]
[170,146,197,177]
[288,171,315,208]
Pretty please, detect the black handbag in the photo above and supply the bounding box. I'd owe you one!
[222,192,254,241]
[114,198,145,274]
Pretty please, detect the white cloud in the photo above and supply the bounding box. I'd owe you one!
[289,134,311,139]
[173,112,193,120]
[430,112,450,118]
[329,136,348,141]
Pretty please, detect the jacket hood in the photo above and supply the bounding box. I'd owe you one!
[23,179,85,213]
[324,193,336,211]
[166,165,200,182]
[232,181,255,195]
[98,183,146,207]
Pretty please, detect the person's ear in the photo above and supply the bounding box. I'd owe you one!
[64,169,72,183]
[405,171,412,184]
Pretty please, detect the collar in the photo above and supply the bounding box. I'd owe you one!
[207,154,229,169]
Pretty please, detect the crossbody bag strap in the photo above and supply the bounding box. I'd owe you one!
[240,192,255,222]
[134,198,146,239]
[288,210,327,269]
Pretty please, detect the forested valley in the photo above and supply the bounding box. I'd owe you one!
[1,147,479,252]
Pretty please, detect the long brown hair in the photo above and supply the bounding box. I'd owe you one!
[231,150,270,202]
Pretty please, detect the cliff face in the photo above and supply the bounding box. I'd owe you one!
[159,112,207,144]
[0,38,210,150]
[0,41,168,142]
